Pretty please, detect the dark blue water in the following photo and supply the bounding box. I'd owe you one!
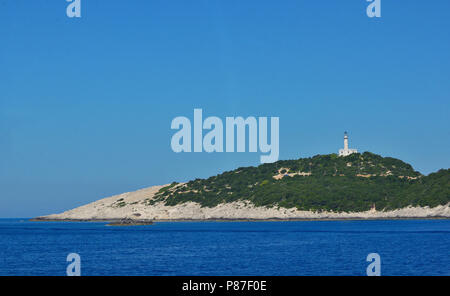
[0,219,449,276]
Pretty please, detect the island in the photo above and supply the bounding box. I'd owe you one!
[33,152,450,222]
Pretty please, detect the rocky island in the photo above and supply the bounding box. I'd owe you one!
[33,152,450,222]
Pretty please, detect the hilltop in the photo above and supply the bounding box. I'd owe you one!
[150,152,448,212]
[36,152,450,221]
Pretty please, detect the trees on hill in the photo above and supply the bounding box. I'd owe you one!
[152,153,449,212]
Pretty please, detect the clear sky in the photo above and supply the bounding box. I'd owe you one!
[1,1,449,218]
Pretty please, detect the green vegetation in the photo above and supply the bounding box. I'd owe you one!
[112,198,127,208]
[115,201,127,208]
[150,152,449,212]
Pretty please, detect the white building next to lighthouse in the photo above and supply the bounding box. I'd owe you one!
[338,132,358,156]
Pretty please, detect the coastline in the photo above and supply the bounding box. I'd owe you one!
[30,216,450,223]
[33,185,450,223]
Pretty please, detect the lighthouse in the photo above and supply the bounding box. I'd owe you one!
[338,132,358,156]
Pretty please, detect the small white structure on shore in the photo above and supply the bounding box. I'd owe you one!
[338,132,358,156]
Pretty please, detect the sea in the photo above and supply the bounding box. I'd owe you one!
[0,219,449,276]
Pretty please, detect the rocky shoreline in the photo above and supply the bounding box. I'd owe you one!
[34,185,450,223]
[30,217,155,225]
[31,216,450,223]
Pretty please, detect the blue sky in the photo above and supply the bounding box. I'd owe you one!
[1,1,449,217]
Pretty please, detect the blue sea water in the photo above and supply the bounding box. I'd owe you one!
[0,219,449,276]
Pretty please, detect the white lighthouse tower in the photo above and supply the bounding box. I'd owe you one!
[338,132,358,156]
